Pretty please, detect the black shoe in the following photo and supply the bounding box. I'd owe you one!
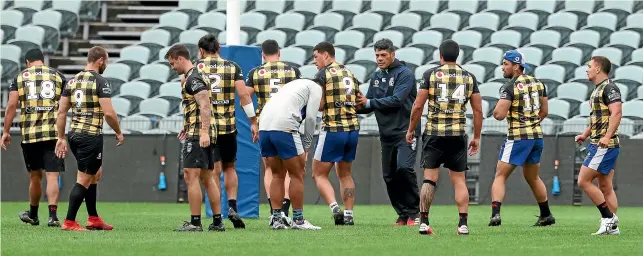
[488,214,501,226]
[19,211,39,226]
[333,208,345,225]
[344,215,354,226]
[173,221,203,232]
[228,208,246,229]
[47,217,60,227]
[533,215,556,226]
[208,222,226,232]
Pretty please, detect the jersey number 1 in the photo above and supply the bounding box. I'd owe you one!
[26,80,56,100]
[437,83,466,102]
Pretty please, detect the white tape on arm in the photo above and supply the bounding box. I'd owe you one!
[243,103,255,118]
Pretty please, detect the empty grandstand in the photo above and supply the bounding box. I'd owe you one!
[2,0,642,138]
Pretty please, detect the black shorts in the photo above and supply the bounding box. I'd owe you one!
[21,140,64,172]
[183,137,220,170]
[215,131,237,164]
[420,134,469,172]
[68,132,103,175]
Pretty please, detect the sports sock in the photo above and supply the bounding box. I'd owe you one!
[29,204,38,219]
[272,209,281,217]
[85,184,98,217]
[213,214,222,225]
[538,200,551,217]
[48,205,58,219]
[191,215,201,226]
[281,198,291,217]
[458,213,468,227]
[228,199,237,212]
[597,202,614,218]
[329,202,339,213]
[491,201,502,216]
[420,212,429,225]
[65,183,88,221]
[344,210,353,217]
[293,209,303,221]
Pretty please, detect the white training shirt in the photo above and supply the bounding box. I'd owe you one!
[259,79,322,149]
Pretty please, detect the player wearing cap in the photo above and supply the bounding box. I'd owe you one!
[489,50,555,227]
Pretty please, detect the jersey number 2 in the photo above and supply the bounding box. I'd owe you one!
[437,83,466,102]
[26,80,56,100]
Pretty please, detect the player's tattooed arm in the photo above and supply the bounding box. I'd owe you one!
[194,90,211,134]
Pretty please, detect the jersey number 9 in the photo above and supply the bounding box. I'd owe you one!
[73,89,84,108]
[342,77,354,95]
[26,80,56,100]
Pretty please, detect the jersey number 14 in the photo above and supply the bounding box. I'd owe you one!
[437,83,466,102]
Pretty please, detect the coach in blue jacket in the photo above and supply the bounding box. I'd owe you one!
[357,39,421,225]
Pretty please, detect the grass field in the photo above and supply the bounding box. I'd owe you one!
[1,202,641,255]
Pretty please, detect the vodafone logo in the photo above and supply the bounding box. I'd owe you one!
[22,72,30,78]
[329,68,337,74]
[68,79,74,85]
[197,63,205,70]
[435,71,444,78]
[258,69,266,76]
[517,83,524,90]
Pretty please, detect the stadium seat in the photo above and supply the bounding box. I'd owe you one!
[406,0,440,27]
[217,30,249,45]
[569,66,591,85]
[607,31,641,63]
[543,11,578,37]
[486,0,518,26]
[407,30,443,54]
[159,115,183,133]
[372,30,404,48]
[118,81,152,108]
[560,116,589,134]
[139,29,172,63]
[121,115,153,133]
[135,63,171,89]
[31,10,62,54]
[431,49,464,65]
[535,64,566,88]
[616,83,630,101]
[349,12,384,44]
[368,0,403,24]
[310,12,344,39]
[294,30,325,60]
[334,30,366,57]
[0,45,20,84]
[578,101,590,117]
[445,0,479,24]
[138,98,171,118]
[481,117,507,135]
[637,85,643,100]
[240,12,268,42]
[7,25,45,65]
[212,0,247,13]
[1,10,24,43]
[614,66,643,93]
[273,13,306,41]
[462,63,486,83]
[118,45,151,79]
[451,30,482,62]
[582,12,618,45]
[395,47,424,71]
[599,0,635,23]
[464,12,500,42]
[622,13,643,34]
[467,99,489,118]
[631,49,643,67]
[487,30,521,52]
[565,30,600,60]
[503,12,539,42]
[478,82,502,100]
[414,64,437,81]
[469,47,503,76]
[523,0,559,27]
[556,82,589,103]
[619,118,636,137]
[516,47,544,67]
[290,0,325,22]
[524,30,560,61]
[633,133,643,139]
[10,0,45,24]
[328,0,363,21]
[299,65,317,79]
[563,0,596,25]
[489,66,508,83]
[76,0,100,21]
[547,99,571,120]
[102,63,131,94]
[592,47,623,68]
[254,0,287,22]
[0,44,21,66]
[111,97,132,117]
[194,12,226,34]
[153,12,190,44]
[280,47,306,67]
[349,47,376,74]
[175,0,212,27]
[623,101,643,119]
[254,30,287,48]
[334,48,347,64]
[540,118,557,135]
[425,12,461,38]
[548,47,583,78]
[384,13,422,41]
[345,64,367,83]
[179,29,208,59]
[157,82,182,114]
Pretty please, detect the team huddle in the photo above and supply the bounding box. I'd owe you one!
[1,34,623,236]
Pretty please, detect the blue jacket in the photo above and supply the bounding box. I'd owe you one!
[360,59,421,138]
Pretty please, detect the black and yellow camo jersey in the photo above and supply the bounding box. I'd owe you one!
[498,74,547,140]
[420,64,479,136]
[195,56,244,135]
[589,79,621,148]
[62,70,111,135]
[182,67,217,142]
[313,62,361,132]
[246,61,302,119]
[9,65,66,143]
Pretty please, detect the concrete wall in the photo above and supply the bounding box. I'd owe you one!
[2,134,642,206]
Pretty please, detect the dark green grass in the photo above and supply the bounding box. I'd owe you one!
[2,202,641,255]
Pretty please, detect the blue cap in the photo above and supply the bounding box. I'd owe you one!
[503,50,531,72]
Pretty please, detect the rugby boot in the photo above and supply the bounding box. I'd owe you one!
[533,215,556,227]
[18,211,39,226]
[228,208,246,229]
[394,217,406,226]
[61,220,88,231]
[333,208,345,225]
[344,215,354,226]
[208,222,226,232]
[291,219,322,230]
[86,216,114,230]
[457,225,470,235]
[419,223,434,235]
[488,214,502,226]
[48,217,61,227]
[174,221,203,232]
[272,215,288,230]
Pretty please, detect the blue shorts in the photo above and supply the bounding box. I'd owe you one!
[313,130,359,163]
[498,138,544,166]
[259,131,304,160]
[583,144,620,175]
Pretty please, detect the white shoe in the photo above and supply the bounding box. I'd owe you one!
[457,225,469,235]
[291,219,321,230]
[419,223,433,235]
[271,216,288,230]
[592,215,619,235]
[281,212,293,227]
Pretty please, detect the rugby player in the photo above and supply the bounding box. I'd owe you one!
[575,56,621,235]
[489,50,555,227]
[1,49,66,227]
[311,42,361,225]
[54,46,122,231]
[407,40,482,235]
[195,34,259,229]
[246,39,302,223]
[259,79,322,230]
[167,44,226,232]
